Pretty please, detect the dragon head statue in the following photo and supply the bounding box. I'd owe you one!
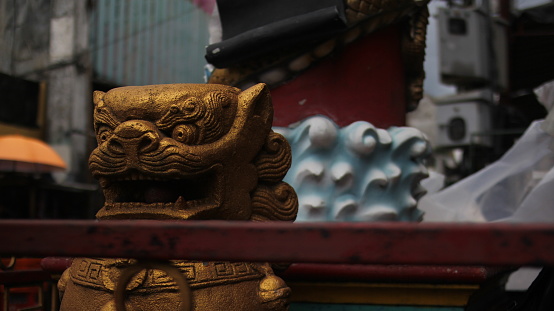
[89,83,297,222]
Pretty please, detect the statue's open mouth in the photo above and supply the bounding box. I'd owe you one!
[96,165,222,219]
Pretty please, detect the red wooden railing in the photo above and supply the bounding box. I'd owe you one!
[1,220,554,310]
[0,220,553,266]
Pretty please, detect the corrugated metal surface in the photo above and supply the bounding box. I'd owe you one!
[91,0,210,86]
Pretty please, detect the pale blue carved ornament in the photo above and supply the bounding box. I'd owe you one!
[274,116,431,222]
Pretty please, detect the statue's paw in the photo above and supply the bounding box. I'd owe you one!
[258,275,291,310]
[58,268,70,299]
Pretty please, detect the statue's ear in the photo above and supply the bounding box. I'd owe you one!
[239,83,272,125]
[93,91,105,107]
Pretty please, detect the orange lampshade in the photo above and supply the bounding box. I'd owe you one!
[0,135,67,173]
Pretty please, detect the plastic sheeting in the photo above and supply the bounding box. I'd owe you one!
[420,116,554,223]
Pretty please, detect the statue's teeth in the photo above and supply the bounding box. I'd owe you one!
[175,196,185,208]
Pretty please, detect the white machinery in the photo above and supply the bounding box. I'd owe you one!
[438,6,508,89]
[436,89,493,148]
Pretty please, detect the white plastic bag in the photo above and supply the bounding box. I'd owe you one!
[420,119,554,222]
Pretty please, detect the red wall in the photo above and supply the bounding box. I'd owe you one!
[271,25,406,128]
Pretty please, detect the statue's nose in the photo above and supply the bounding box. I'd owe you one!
[107,121,161,155]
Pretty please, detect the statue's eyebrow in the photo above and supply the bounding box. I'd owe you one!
[94,105,120,130]
[156,109,182,132]
[155,101,201,132]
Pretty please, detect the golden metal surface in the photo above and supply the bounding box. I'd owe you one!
[59,83,298,310]
[289,282,479,306]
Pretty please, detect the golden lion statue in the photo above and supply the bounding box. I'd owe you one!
[59,83,298,311]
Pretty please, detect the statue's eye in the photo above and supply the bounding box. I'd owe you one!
[170,105,180,114]
[98,126,113,143]
[172,124,199,145]
[184,101,196,113]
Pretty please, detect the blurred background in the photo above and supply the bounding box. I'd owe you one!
[0,0,552,219]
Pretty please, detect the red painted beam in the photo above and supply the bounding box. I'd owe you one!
[0,220,553,266]
[281,264,506,284]
[0,270,51,284]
